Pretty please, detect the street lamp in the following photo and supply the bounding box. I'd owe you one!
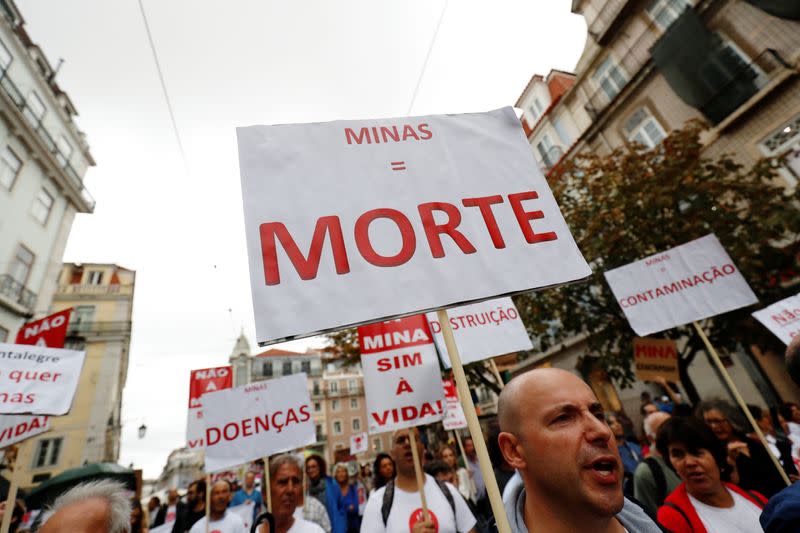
[138,424,147,439]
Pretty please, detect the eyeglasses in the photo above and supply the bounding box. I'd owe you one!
[704,418,729,426]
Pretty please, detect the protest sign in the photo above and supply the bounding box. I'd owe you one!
[186,365,232,450]
[15,308,73,348]
[752,293,800,345]
[350,432,369,455]
[0,343,85,415]
[228,502,255,530]
[202,373,314,473]
[633,338,679,382]
[442,379,467,430]
[604,234,758,336]
[358,315,444,434]
[238,107,591,346]
[0,415,49,448]
[426,297,532,367]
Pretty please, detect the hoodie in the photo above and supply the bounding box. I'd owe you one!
[502,472,662,533]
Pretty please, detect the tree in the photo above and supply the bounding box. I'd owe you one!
[514,121,800,395]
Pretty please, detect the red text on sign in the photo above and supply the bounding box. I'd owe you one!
[377,352,422,372]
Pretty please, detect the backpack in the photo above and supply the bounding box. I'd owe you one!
[381,479,456,526]
[644,456,668,507]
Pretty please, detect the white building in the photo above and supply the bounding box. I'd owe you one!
[0,0,94,342]
[153,446,204,494]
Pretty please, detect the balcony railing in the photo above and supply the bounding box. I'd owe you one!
[67,320,132,336]
[57,283,133,296]
[0,67,95,211]
[0,274,35,312]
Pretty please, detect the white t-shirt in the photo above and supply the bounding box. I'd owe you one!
[687,489,762,533]
[165,504,178,524]
[360,474,476,533]
[189,511,248,533]
[287,517,326,533]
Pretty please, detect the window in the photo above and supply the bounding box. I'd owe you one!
[9,244,34,285]
[624,108,666,148]
[73,305,95,326]
[0,38,11,71]
[31,187,54,225]
[333,420,343,435]
[647,0,688,29]
[347,379,358,393]
[528,97,545,123]
[33,437,63,468]
[331,399,340,412]
[352,418,361,432]
[313,380,320,395]
[329,381,339,394]
[536,134,554,161]
[56,136,73,167]
[0,147,21,191]
[0,325,8,342]
[263,361,273,377]
[24,91,45,126]
[86,270,103,285]
[760,114,800,187]
[301,360,310,374]
[593,56,627,101]
[373,438,382,452]
[350,398,359,410]
[314,402,321,412]
[282,361,292,375]
[316,423,324,437]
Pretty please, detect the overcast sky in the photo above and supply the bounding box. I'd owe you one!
[20,0,586,479]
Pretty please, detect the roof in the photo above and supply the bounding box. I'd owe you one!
[255,347,308,358]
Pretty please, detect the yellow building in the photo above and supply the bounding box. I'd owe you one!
[19,263,135,488]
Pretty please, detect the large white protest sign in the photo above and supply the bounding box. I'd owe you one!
[0,344,85,415]
[238,107,591,345]
[442,379,467,430]
[753,293,800,345]
[358,315,444,434]
[202,373,314,473]
[350,432,369,455]
[229,502,255,530]
[426,297,532,367]
[0,415,50,448]
[186,365,232,450]
[604,234,758,336]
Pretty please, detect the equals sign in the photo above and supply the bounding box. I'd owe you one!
[390,161,406,171]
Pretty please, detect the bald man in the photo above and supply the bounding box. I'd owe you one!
[497,368,660,533]
[632,411,681,515]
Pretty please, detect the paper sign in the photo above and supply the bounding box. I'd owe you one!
[633,338,680,382]
[604,234,758,336]
[202,373,315,473]
[238,107,591,346]
[186,365,233,450]
[358,315,444,434]
[0,414,50,448]
[0,343,85,415]
[229,502,255,530]
[442,379,467,430]
[350,432,369,455]
[15,308,73,347]
[753,293,800,345]
[426,297,532,367]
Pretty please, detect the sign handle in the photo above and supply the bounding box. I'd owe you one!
[436,309,512,533]
[692,321,790,487]
[408,429,429,520]
[264,456,272,513]
[205,473,211,533]
[0,442,28,533]
[488,359,505,389]
[453,430,467,464]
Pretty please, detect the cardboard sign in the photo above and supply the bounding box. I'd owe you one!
[633,338,680,382]
[753,293,800,345]
[238,107,591,346]
[15,308,73,347]
[604,234,758,336]
[202,373,315,473]
[0,414,50,448]
[358,315,444,434]
[186,366,233,449]
[350,432,369,455]
[426,297,532,367]
[442,379,467,430]
[0,343,85,415]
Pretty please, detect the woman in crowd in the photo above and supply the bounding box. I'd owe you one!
[438,444,474,503]
[329,463,360,533]
[699,399,787,497]
[370,453,395,491]
[656,416,767,532]
[305,455,330,508]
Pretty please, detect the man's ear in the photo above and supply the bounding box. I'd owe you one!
[497,431,526,470]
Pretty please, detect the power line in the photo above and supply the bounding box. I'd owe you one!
[137,0,189,175]
[407,0,449,115]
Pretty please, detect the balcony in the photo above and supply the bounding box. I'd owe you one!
[587,0,633,45]
[56,283,133,297]
[0,274,35,314]
[0,67,94,211]
[67,320,132,337]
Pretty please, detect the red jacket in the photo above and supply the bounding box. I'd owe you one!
[657,482,768,533]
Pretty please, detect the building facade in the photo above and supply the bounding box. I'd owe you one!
[0,0,94,343]
[18,263,134,488]
[151,446,204,495]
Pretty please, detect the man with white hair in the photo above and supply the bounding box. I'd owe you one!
[37,479,131,533]
[632,410,681,516]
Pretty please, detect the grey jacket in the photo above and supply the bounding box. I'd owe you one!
[502,472,662,533]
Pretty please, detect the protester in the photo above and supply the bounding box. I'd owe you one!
[261,454,324,533]
[426,460,456,486]
[633,411,681,516]
[461,437,485,504]
[655,416,767,532]
[147,497,161,528]
[497,368,661,532]
[37,479,131,533]
[294,492,331,533]
[607,412,643,496]
[231,471,263,523]
[699,399,787,497]
[158,489,183,527]
[328,463,360,533]
[305,456,331,510]
[172,479,206,533]
[131,499,148,533]
[0,499,26,533]
[748,403,798,478]
[361,427,477,533]
[438,445,474,503]
[371,453,396,491]
[190,479,247,533]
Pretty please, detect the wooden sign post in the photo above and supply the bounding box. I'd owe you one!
[0,442,29,533]
[408,429,429,521]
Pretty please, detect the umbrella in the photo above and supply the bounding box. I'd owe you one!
[24,463,136,509]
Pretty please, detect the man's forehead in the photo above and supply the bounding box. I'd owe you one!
[526,374,598,412]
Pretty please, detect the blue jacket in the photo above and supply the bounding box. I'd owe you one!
[326,477,361,533]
